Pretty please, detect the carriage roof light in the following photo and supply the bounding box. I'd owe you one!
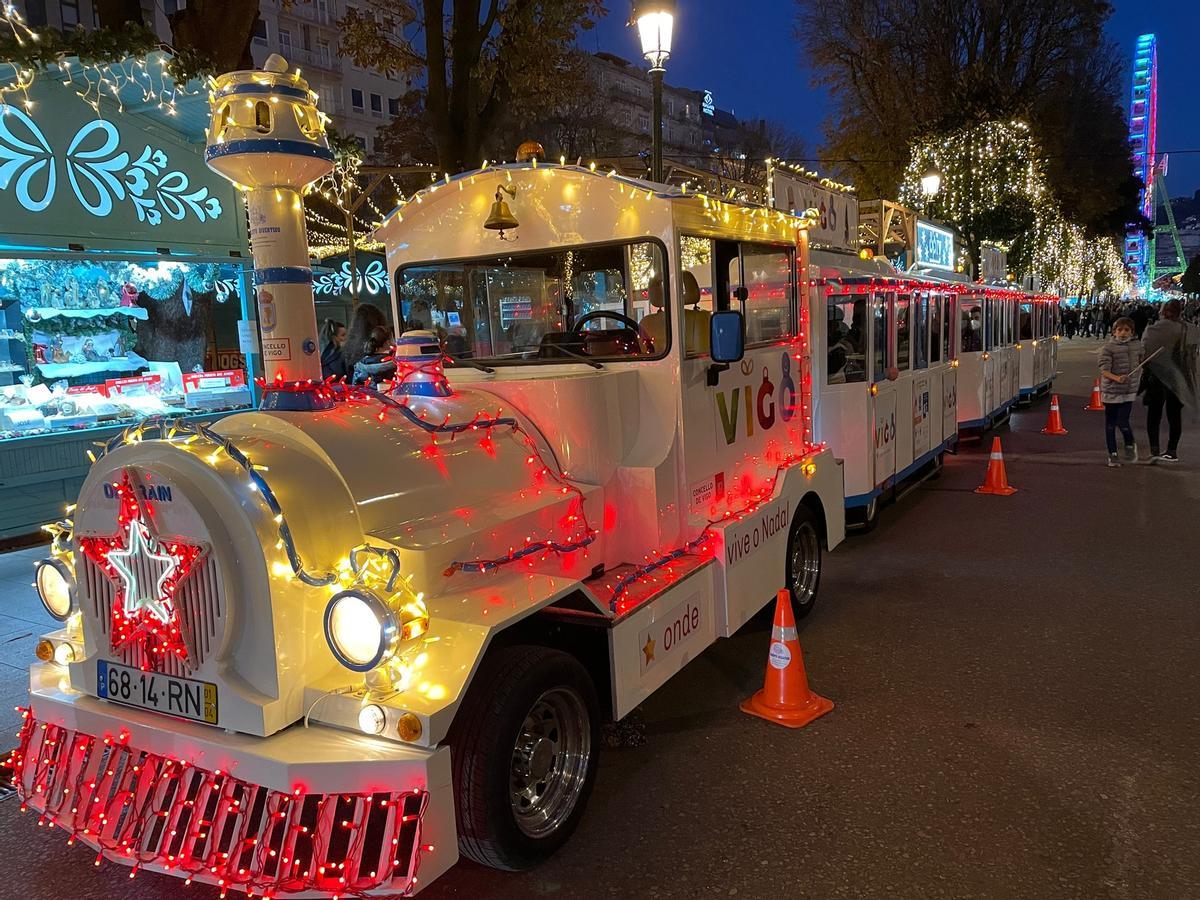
[324,589,398,672]
[35,557,76,621]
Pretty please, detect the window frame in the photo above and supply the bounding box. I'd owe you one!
[726,239,797,348]
[871,290,891,382]
[892,291,912,372]
[351,88,365,112]
[394,236,673,368]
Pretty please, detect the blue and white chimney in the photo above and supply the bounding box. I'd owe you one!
[393,331,452,397]
[204,54,333,383]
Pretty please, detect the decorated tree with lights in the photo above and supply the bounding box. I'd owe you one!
[899,120,1129,296]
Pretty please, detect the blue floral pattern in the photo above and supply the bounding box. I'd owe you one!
[313,259,387,297]
[0,104,224,225]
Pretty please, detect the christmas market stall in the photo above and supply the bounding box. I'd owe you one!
[0,54,254,538]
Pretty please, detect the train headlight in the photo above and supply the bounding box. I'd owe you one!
[358,703,387,735]
[324,590,397,672]
[35,558,75,621]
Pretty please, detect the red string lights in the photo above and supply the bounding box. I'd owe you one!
[11,712,431,898]
[78,472,205,672]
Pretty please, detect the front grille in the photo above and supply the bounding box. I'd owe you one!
[82,552,224,676]
[14,714,430,898]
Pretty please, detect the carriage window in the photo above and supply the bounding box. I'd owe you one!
[960,301,983,353]
[1019,302,1034,340]
[872,292,889,382]
[989,300,1002,349]
[826,295,866,384]
[930,295,943,364]
[895,293,911,370]
[914,293,929,370]
[396,240,667,364]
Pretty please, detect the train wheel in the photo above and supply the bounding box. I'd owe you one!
[786,506,822,619]
[450,645,600,871]
[849,498,879,534]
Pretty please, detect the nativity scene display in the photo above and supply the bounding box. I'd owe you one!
[0,258,253,438]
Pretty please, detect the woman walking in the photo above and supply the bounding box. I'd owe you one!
[1141,299,1200,462]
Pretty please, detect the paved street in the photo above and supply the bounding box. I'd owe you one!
[1,339,1197,899]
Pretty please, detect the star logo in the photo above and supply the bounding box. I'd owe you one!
[642,636,655,665]
[107,519,179,625]
[80,472,204,670]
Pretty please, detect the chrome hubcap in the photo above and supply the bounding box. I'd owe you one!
[509,687,591,839]
[789,522,820,606]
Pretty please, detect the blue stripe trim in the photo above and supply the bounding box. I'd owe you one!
[215,83,311,101]
[844,438,952,508]
[205,140,334,163]
[254,266,313,285]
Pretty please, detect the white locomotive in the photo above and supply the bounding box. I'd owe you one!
[14,59,845,898]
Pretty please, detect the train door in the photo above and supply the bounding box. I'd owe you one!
[681,235,808,527]
[939,292,957,440]
[983,297,998,415]
[871,291,897,491]
[1006,297,1019,401]
[910,290,934,464]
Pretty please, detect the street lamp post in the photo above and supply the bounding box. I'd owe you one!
[631,0,675,183]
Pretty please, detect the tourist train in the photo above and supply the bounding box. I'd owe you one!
[13,57,1058,897]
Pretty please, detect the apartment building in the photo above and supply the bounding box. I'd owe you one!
[251,0,405,154]
[588,52,709,162]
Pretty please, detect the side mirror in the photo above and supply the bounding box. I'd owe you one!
[710,309,745,363]
[707,310,744,386]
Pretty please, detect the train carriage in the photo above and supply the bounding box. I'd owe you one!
[807,249,958,527]
[1016,293,1062,402]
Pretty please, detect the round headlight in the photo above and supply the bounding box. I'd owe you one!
[323,590,397,672]
[35,558,75,621]
[358,704,386,735]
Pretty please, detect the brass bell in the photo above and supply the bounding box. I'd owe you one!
[484,186,519,236]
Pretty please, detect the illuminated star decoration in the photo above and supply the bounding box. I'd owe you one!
[79,472,204,671]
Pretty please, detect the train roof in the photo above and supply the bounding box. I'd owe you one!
[375,162,813,267]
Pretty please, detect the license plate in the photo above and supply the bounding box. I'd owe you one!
[97,659,218,725]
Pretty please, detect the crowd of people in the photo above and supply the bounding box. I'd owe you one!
[1062,297,1200,340]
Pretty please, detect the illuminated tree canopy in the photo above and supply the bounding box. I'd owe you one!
[899,120,1128,297]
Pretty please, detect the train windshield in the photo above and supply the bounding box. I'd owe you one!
[396,240,667,363]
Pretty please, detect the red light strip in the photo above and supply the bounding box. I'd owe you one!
[11,712,431,898]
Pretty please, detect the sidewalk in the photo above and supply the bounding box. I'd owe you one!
[0,545,54,740]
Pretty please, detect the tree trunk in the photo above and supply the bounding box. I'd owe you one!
[168,0,261,73]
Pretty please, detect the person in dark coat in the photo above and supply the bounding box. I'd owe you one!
[344,303,388,374]
[352,325,397,386]
[319,318,348,380]
[1141,299,1200,462]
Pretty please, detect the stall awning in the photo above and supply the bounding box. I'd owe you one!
[0,52,247,256]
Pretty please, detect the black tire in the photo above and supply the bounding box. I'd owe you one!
[927,452,945,480]
[848,497,879,534]
[786,505,822,619]
[449,645,600,871]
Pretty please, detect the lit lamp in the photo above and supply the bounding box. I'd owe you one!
[630,0,675,183]
[920,168,942,197]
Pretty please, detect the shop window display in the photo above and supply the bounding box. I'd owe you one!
[0,257,253,439]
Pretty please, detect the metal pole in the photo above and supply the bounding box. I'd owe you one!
[651,67,664,183]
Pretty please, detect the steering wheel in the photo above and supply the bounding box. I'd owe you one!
[571,310,641,334]
[571,310,648,357]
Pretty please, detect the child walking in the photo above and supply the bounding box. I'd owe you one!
[1098,316,1143,467]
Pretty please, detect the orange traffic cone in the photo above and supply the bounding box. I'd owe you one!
[1084,378,1104,410]
[741,589,833,729]
[975,437,1018,495]
[1041,395,1068,435]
